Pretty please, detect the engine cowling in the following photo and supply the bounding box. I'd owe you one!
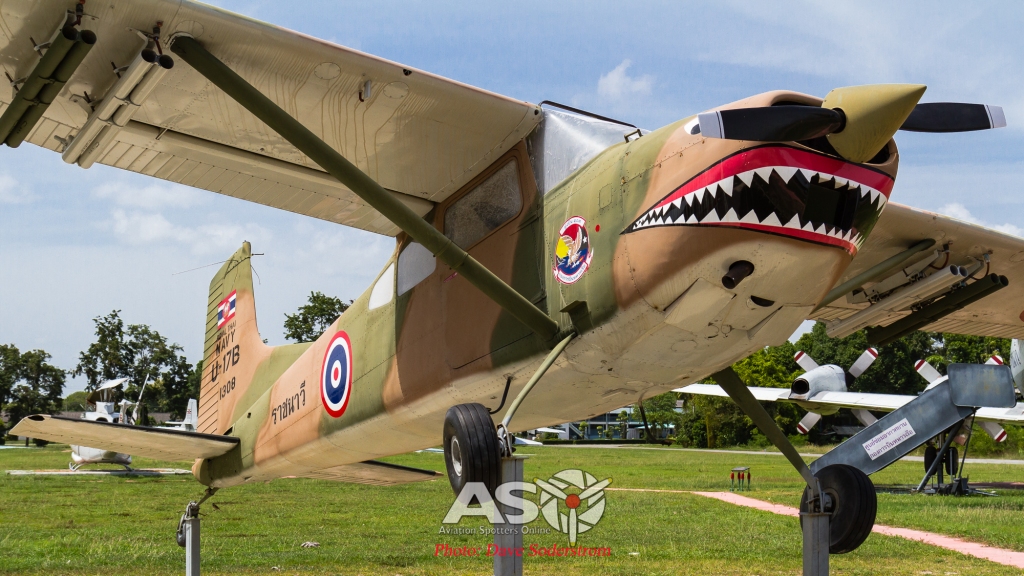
[790,365,850,414]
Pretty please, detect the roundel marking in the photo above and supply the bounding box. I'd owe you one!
[320,331,353,418]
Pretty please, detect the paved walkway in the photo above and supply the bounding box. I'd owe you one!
[547,444,1024,466]
[608,487,1024,569]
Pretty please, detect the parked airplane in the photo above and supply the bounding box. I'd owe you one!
[9,0,1024,555]
[678,340,1024,441]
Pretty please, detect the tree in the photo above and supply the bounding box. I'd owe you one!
[63,391,88,411]
[73,310,195,419]
[0,343,20,410]
[283,292,349,343]
[633,392,681,439]
[4,349,65,425]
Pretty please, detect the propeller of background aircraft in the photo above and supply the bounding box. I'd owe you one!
[696,84,1005,163]
[791,348,880,433]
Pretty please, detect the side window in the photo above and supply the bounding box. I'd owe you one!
[443,160,522,249]
[368,263,395,310]
[397,242,435,296]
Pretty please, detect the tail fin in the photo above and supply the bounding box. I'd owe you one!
[184,399,198,430]
[198,242,270,434]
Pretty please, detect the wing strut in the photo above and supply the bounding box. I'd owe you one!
[170,36,559,342]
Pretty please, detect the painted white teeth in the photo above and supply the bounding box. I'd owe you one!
[721,209,739,223]
[754,167,773,182]
[761,213,782,227]
[740,211,760,224]
[799,168,815,181]
[834,176,848,188]
[737,171,754,187]
[774,166,797,182]
[718,175,734,196]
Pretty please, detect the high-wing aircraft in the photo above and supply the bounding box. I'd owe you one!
[69,377,134,470]
[9,0,1024,555]
[677,340,1024,442]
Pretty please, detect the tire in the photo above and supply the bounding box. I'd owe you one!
[800,464,877,554]
[924,444,937,473]
[945,447,959,476]
[442,403,502,497]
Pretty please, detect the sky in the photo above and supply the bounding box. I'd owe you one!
[2,0,1022,393]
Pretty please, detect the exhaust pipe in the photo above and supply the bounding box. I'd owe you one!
[722,261,754,289]
[62,49,157,164]
[76,54,174,169]
[866,274,1008,346]
[0,25,92,147]
[6,29,97,148]
[827,265,968,339]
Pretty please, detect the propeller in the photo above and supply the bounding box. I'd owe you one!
[696,84,1005,163]
[793,348,879,433]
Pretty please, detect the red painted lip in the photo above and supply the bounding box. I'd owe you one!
[628,145,896,255]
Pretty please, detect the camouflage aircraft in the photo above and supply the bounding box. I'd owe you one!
[9,0,1024,555]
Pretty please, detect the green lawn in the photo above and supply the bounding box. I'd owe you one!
[1,444,1023,575]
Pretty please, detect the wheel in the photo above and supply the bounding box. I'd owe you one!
[443,403,501,497]
[800,464,877,554]
[924,444,937,473]
[945,447,959,476]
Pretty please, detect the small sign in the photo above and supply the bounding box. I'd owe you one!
[862,418,916,461]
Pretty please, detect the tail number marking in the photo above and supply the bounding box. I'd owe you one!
[219,377,236,400]
[210,344,240,382]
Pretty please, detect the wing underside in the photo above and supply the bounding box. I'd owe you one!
[815,203,1024,339]
[10,415,238,462]
[0,0,541,235]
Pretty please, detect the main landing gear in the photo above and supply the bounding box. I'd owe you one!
[799,464,877,554]
[443,403,502,495]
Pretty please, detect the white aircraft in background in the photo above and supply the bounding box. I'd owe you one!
[677,339,1024,441]
[71,379,199,470]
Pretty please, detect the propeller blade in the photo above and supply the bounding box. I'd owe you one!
[851,409,877,427]
[697,106,844,142]
[900,103,1006,133]
[985,355,1004,366]
[796,411,822,434]
[978,421,1008,443]
[914,359,944,384]
[848,347,879,378]
[793,350,820,373]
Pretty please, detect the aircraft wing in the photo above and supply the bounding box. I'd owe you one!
[676,383,791,402]
[5,0,540,236]
[813,203,1024,338]
[677,384,910,412]
[678,384,1024,425]
[10,415,238,461]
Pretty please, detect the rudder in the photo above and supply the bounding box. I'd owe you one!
[199,242,269,434]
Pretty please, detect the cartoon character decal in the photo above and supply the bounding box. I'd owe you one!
[553,216,593,284]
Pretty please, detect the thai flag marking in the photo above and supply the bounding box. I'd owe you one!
[217,290,237,330]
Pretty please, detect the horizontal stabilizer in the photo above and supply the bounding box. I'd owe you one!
[292,460,439,486]
[10,415,238,462]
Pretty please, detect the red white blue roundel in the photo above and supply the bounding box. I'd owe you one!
[553,216,593,284]
[320,332,353,418]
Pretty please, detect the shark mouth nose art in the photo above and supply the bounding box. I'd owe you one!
[627,145,895,254]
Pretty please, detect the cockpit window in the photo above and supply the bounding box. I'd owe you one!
[443,160,522,249]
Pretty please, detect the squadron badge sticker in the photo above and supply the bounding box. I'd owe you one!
[553,216,593,284]
[320,331,353,418]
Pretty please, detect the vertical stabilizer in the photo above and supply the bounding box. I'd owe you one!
[1012,339,1023,394]
[198,242,269,434]
[184,399,198,430]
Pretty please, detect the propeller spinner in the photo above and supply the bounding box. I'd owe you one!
[791,348,879,433]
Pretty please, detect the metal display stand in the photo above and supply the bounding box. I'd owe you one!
[802,512,830,576]
[180,502,200,576]
[493,456,527,576]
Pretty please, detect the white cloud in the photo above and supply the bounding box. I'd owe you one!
[597,60,653,100]
[938,202,1023,238]
[108,209,272,255]
[93,181,206,210]
[0,173,34,204]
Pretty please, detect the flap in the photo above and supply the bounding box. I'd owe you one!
[813,203,1024,338]
[10,415,238,462]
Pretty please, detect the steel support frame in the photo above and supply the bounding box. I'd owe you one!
[493,456,527,576]
[713,367,830,575]
[169,36,559,343]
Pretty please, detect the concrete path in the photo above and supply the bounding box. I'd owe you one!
[547,444,1024,466]
[608,487,1024,569]
[6,468,191,476]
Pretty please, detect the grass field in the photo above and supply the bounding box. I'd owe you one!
[2,444,1024,575]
